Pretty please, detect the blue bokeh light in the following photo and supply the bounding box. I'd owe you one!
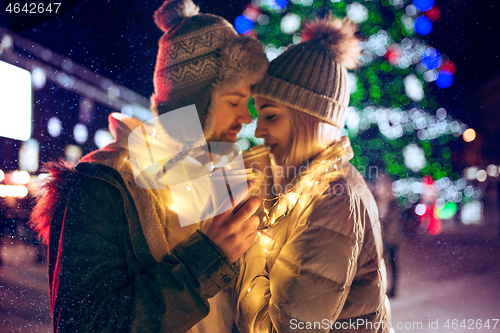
[235,15,254,34]
[421,48,442,70]
[436,70,454,88]
[414,0,435,12]
[272,0,288,10]
[414,16,433,35]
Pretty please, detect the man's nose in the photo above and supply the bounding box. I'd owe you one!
[236,105,253,124]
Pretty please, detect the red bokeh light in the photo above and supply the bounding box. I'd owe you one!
[424,5,441,22]
[441,59,456,75]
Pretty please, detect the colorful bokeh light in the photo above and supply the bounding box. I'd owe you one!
[235,15,254,34]
[436,70,454,88]
[413,0,435,12]
[414,16,433,35]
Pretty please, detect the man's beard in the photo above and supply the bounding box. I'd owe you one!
[207,123,242,155]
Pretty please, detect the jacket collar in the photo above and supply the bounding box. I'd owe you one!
[261,136,353,229]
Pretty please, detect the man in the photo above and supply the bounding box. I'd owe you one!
[30,0,268,331]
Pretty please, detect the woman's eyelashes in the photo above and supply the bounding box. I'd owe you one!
[266,114,276,120]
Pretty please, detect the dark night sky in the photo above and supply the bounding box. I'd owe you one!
[1,0,500,158]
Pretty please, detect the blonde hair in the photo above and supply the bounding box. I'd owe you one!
[278,107,341,187]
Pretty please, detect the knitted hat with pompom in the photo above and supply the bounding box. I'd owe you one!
[252,15,362,129]
[151,0,268,143]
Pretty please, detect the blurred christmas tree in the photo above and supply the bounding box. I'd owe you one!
[233,0,481,214]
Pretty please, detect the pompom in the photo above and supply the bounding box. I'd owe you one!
[154,0,200,32]
[301,15,362,69]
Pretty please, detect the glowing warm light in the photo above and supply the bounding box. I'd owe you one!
[17,185,28,198]
[486,165,499,177]
[0,169,4,182]
[463,128,476,142]
[171,205,177,212]
[65,144,82,165]
[464,167,478,181]
[37,173,49,181]
[11,171,30,184]
[248,288,251,292]
[287,193,297,205]
[476,170,487,182]
[187,186,191,191]
[0,184,28,198]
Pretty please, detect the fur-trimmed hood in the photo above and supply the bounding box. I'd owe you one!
[30,160,77,245]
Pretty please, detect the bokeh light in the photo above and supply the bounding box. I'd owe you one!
[414,16,433,35]
[476,170,487,182]
[346,2,369,24]
[415,203,426,216]
[441,59,456,74]
[73,123,88,144]
[424,5,441,22]
[462,128,476,142]
[47,117,62,138]
[94,129,114,149]
[11,170,30,184]
[436,70,454,88]
[413,0,435,12]
[421,48,441,70]
[280,13,301,34]
[486,164,499,177]
[271,0,287,10]
[235,15,254,34]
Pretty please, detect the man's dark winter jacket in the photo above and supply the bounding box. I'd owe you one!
[31,157,238,332]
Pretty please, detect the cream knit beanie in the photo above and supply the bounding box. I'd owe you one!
[253,16,361,129]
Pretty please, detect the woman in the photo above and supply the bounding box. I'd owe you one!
[231,16,390,333]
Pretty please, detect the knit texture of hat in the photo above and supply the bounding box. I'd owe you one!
[151,0,268,144]
[253,16,361,128]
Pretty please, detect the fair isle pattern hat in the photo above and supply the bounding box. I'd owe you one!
[253,16,361,128]
[151,0,268,143]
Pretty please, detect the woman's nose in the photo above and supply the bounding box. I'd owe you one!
[255,119,267,138]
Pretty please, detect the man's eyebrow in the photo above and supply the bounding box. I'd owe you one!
[222,92,248,98]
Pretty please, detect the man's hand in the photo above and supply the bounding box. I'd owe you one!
[204,181,261,263]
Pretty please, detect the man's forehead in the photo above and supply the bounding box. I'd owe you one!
[220,86,251,98]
